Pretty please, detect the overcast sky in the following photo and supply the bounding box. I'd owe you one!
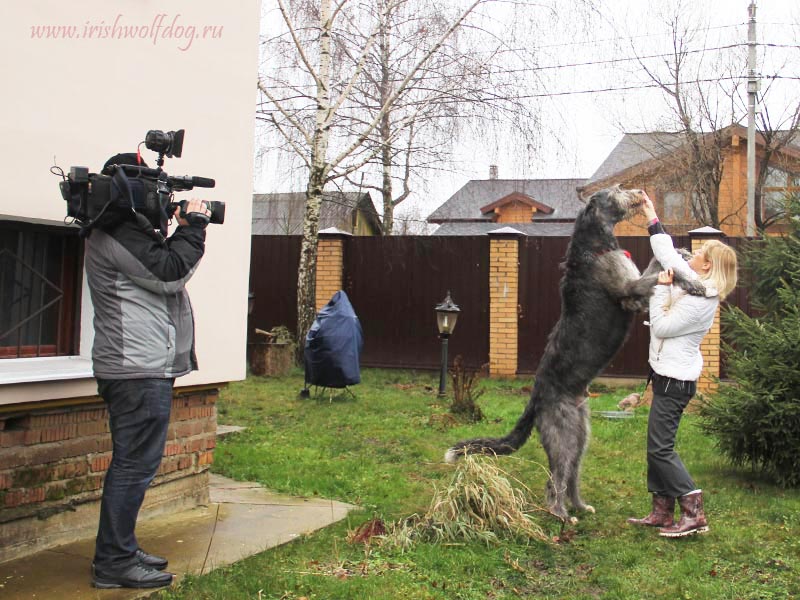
[256,0,799,229]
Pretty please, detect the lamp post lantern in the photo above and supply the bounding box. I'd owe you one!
[435,291,460,397]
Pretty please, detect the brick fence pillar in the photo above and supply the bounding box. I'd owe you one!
[689,226,726,396]
[316,228,350,313]
[487,227,523,377]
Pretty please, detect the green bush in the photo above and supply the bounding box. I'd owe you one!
[699,195,800,487]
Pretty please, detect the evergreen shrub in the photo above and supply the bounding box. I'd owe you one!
[698,195,800,487]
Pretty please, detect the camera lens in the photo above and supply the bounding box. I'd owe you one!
[144,129,184,158]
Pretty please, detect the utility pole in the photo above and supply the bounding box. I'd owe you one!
[746,0,758,236]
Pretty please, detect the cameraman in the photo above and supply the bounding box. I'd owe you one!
[85,154,211,589]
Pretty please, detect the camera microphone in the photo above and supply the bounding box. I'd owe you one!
[165,175,215,191]
[191,176,215,188]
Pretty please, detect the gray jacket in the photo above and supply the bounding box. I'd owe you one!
[84,214,206,379]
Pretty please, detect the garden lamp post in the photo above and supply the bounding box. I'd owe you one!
[435,291,460,397]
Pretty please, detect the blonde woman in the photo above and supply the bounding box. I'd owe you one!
[627,194,738,537]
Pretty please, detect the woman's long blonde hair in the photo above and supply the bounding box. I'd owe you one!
[700,240,738,300]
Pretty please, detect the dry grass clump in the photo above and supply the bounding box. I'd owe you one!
[383,455,549,550]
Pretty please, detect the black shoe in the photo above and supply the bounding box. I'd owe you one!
[92,562,174,589]
[136,548,169,570]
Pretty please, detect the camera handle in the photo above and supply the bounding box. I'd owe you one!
[170,199,210,228]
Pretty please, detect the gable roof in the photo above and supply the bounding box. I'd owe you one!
[252,191,381,235]
[584,131,686,187]
[479,191,555,215]
[427,178,586,223]
[583,125,800,193]
[432,221,575,236]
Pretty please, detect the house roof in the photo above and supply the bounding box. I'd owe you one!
[584,125,800,192]
[252,191,381,235]
[432,221,576,236]
[427,178,586,223]
[479,192,555,215]
[584,132,686,187]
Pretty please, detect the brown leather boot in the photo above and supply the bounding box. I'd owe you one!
[627,494,675,527]
[659,490,709,537]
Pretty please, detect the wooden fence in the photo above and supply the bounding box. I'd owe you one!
[249,232,752,380]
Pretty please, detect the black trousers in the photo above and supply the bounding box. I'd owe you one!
[646,373,697,498]
[94,378,173,570]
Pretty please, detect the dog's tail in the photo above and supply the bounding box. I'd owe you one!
[444,398,538,463]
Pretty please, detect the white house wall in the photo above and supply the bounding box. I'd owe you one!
[0,1,259,404]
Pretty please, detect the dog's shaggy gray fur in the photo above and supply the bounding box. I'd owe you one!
[444,186,703,522]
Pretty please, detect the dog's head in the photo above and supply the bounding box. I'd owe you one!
[583,186,645,225]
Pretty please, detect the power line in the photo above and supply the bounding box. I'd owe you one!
[259,75,754,111]
[501,76,749,100]
[258,40,800,92]
[474,43,747,77]
[529,22,747,50]
[760,42,800,49]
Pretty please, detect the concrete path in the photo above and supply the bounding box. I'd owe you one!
[0,473,355,599]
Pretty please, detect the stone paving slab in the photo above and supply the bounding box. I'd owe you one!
[0,474,355,600]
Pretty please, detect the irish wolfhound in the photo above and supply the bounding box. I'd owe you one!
[444,186,703,522]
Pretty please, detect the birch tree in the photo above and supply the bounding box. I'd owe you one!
[258,0,487,350]
[344,0,544,234]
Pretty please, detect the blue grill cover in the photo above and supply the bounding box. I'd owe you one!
[304,290,363,388]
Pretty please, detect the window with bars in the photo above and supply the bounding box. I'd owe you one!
[660,189,697,223]
[662,191,687,222]
[762,166,800,221]
[0,219,83,358]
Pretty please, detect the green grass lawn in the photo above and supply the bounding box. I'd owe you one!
[159,369,799,600]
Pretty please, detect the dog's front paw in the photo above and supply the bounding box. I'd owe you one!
[681,278,707,297]
[621,297,648,313]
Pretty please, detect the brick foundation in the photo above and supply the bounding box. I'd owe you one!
[0,386,217,564]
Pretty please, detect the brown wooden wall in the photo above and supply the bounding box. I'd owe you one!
[516,236,568,374]
[250,234,752,379]
[248,236,301,343]
[343,236,490,370]
[516,236,663,376]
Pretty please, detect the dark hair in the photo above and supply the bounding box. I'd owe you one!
[101,153,147,175]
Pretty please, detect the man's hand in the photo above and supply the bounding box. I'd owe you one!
[657,268,674,285]
[176,199,211,228]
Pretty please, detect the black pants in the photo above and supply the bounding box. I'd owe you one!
[94,378,173,570]
[646,373,697,498]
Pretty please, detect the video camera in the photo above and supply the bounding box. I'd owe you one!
[58,129,225,232]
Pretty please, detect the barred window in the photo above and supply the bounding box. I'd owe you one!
[661,190,695,222]
[762,167,800,221]
[0,219,83,358]
[662,191,686,221]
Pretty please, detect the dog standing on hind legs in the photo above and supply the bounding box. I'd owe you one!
[444,186,704,523]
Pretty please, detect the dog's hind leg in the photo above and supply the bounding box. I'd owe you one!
[539,403,581,522]
[566,400,595,516]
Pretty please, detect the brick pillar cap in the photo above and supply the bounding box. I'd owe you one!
[487,226,525,237]
[319,227,352,237]
[688,226,725,238]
